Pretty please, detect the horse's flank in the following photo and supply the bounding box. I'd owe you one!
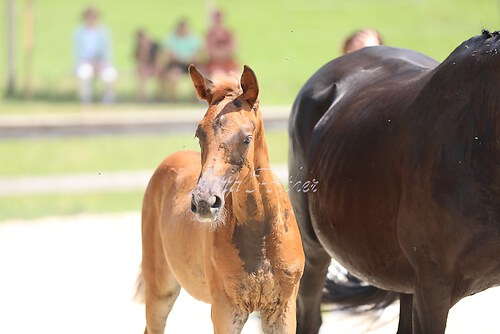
[289,31,500,333]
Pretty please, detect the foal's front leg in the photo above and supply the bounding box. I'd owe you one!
[211,297,249,334]
[260,291,298,334]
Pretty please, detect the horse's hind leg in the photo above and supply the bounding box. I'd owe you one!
[412,267,452,334]
[397,293,413,334]
[289,184,331,334]
[295,243,331,334]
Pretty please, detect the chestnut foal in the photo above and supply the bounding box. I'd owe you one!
[136,65,304,333]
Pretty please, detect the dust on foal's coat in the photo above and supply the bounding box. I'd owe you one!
[136,65,304,334]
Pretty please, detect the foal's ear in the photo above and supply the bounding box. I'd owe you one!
[240,65,259,105]
[189,65,213,102]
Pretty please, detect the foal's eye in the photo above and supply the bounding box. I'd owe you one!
[243,135,252,144]
[232,99,243,108]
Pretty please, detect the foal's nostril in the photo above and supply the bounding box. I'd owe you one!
[211,195,222,209]
[190,195,197,213]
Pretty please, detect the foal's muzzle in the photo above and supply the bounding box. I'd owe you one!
[190,190,223,223]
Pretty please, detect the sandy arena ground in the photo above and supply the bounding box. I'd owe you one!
[1,212,499,333]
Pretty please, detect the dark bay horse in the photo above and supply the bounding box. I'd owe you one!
[289,30,500,333]
[136,65,304,333]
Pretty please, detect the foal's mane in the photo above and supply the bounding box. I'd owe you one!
[210,73,242,103]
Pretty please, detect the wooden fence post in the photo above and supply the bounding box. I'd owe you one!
[5,0,16,97]
[23,0,34,99]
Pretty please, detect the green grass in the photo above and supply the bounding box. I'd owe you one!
[0,100,200,114]
[0,130,288,221]
[1,0,499,221]
[0,191,144,221]
[1,0,499,105]
[1,133,198,176]
[0,130,287,176]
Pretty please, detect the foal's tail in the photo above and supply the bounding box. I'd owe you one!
[133,265,145,304]
[322,263,398,311]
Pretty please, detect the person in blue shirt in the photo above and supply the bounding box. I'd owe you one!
[73,7,117,103]
[161,19,202,100]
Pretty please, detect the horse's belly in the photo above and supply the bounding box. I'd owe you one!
[312,203,414,292]
[309,146,415,293]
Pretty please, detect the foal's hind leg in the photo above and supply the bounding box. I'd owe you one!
[142,213,181,333]
[143,271,181,334]
[142,248,181,334]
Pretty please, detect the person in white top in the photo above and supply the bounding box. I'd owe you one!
[73,7,117,103]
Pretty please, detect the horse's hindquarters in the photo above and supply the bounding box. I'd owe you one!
[305,85,420,293]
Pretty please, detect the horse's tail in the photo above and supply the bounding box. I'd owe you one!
[322,263,398,310]
[133,264,145,304]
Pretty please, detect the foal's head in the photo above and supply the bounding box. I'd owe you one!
[188,65,262,224]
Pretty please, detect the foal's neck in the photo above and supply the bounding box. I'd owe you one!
[231,119,279,226]
[228,119,281,273]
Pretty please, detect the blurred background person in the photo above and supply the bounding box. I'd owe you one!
[161,19,201,101]
[342,28,384,54]
[134,29,160,102]
[205,10,238,76]
[73,6,117,103]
